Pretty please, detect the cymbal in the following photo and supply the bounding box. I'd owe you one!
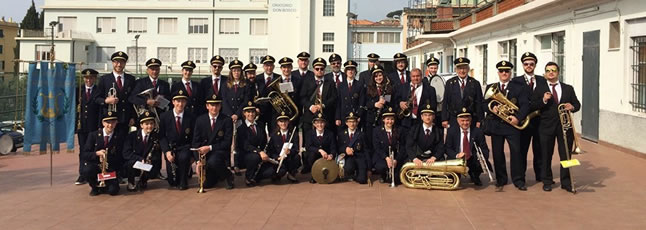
[311,158,339,184]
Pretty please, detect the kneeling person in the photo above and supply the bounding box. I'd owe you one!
[406,104,444,166]
[159,88,195,190]
[266,113,301,183]
[445,108,490,186]
[239,102,272,186]
[123,111,160,191]
[373,107,405,184]
[304,113,337,183]
[337,112,368,184]
[82,111,123,196]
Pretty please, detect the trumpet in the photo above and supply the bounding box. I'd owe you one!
[388,146,395,188]
[484,85,540,130]
[98,148,109,188]
[191,142,208,193]
[108,83,117,113]
[398,96,413,118]
[474,142,494,182]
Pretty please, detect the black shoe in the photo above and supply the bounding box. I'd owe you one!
[225,176,234,190]
[120,177,127,185]
[543,184,552,192]
[516,185,527,191]
[234,167,242,176]
[561,186,576,194]
[286,173,299,183]
[177,184,188,190]
[309,178,316,184]
[157,174,167,180]
[472,177,482,187]
[245,179,256,187]
[89,189,100,196]
[495,185,504,192]
[127,183,137,192]
[75,176,87,185]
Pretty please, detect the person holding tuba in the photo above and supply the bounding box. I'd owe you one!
[192,92,235,189]
[531,62,580,193]
[303,112,337,183]
[238,101,269,187]
[372,106,405,184]
[266,112,301,183]
[81,111,123,196]
[75,69,100,185]
[482,60,530,192]
[445,108,490,187]
[171,60,203,116]
[159,88,195,190]
[269,57,302,131]
[122,110,161,191]
[405,104,445,166]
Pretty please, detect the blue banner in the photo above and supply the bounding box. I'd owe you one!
[23,62,76,152]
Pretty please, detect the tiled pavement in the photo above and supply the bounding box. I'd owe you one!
[1,138,645,230]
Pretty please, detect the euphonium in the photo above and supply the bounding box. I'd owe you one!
[254,79,299,121]
[484,85,540,130]
[399,158,468,190]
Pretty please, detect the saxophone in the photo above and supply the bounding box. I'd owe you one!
[399,159,468,190]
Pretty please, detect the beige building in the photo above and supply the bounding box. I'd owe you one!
[0,18,19,73]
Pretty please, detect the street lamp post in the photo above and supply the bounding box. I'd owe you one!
[135,34,140,75]
[49,21,59,66]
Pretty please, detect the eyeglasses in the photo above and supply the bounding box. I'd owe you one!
[523,63,535,66]
[498,70,511,73]
[314,68,325,71]
[545,68,558,73]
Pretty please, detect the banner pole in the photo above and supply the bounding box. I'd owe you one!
[50,143,53,187]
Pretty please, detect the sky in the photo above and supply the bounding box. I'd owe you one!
[0,0,406,23]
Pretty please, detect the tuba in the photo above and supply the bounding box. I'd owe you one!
[254,78,299,121]
[484,85,540,130]
[399,159,468,190]
[133,88,161,129]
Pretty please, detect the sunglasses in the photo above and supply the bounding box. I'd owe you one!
[331,62,341,65]
[212,65,223,69]
[314,68,325,71]
[498,70,511,73]
[523,63,535,66]
[545,68,558,73]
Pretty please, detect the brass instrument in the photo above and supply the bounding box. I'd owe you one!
[276,127,297,174]
[474,142,494,182]
[387,146,395,188]
[108,82,117,113]
[98,148,109,188]
[558,104,583,155]
[399,158,468,190]
[133,88,161,130]
[336,153,346,179]
[484,85,540,130]
[398,96,413,118]
[254,79,299,121]
[558,104,579,194]
[135,134,158,190]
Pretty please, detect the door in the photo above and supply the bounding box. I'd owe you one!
[582,30,600,142]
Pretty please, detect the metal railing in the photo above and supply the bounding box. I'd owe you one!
[0,73,27,130]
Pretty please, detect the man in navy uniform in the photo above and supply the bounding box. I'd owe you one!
[82,110,123,196]
[441,57,484,129]
[423,57,440,85]
[532,62,580,193]
[358,53,380,87]
[292,51,314,81]
[171,60,203,116]
[335,60,365,132]
[337,112,368,184]
[512,52,546,182]
[244,63,260,100]
[192,92,234,189]
[200,55,227,102]
[159,88,195,190]
[122,110,160,192]
[406,104,444,166]
[256,55,281,127]
[445,107,490,186]
[93,51,137,139]
[396,68,437,131]
[303,113,337,183]
[483,60,529,191]
[389,53,410,90]
[76,69,100,185]
[130,58,171,120]
[238,101,268,186]
[325,53,345,88]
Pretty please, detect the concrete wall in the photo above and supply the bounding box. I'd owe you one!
[0,21,19,73]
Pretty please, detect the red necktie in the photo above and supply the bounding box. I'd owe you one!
[425,129,431,140]
[411,85,418,115]
[282,134,286,143]
[463,130,471,160]
[185,82,193,97]
[551,83,559,103]
[348,82,352,92]
[529,78,534,91]
[175,116,182,134]
[86,88,91,100]
[301,71,305,78]
[104,136,109,148]
[461,79,465,90]
[143,134,148,146]
[387,132,392,145]
[350,132,353,140]
[335,74,340,88]
[117,76,123,90]
[400,72,405,84]
[213,78,219,96]
[234,84,238,93]
[251,124,257,136]
[318,135,323,142]
[501,83,506,92]
[266,77,272,86]
[211,118,215,131]
[377,87,382,96]
[152,79,157,89]
[316,79,322,95]
[285,77,290,83]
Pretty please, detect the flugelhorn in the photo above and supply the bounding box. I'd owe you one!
[484,85,540,130]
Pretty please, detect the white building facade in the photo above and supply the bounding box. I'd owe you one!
[18,0,349,74]
[348,21,403,73]
[404,0,646,155]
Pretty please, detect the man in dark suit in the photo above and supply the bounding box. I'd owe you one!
[192,93,234,189]
[388,53,410,90]
[81,111,122,196]
[300,57,337,149]
[358,53,379,88]
[531,62,580,193]
[483,60,530,191]
[303,113,337,182]
[406,104,444,165]
[75,69,100,185]
[445,108,491,186]
[159,88,195,190]
[512,52,546,182]
[129,58,171,123]
[337,112,368,184]
[171,61,203,116]
[396,68,437,131]
[93,51,137,139]
[269,57,302,131]
[335,60,365,131]
[325,53,345,88]
[441,57,484,129]
[256,55,280,127]
[291,51,314,81]
[238,102,269,186]
[122,111,160,192]
[199,55,227,103]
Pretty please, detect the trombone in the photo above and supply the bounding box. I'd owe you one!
[558,103,580,194]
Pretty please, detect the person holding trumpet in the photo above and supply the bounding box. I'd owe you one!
[81,111,122,196]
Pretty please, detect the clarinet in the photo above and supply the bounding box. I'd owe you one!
[168,142,178,184]
[252,135,280,180]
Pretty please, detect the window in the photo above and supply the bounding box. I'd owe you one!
[459,48,468,58]
[353,32,374,43]
[478,44,488,85]
[540,35,552,50]
[0,45,3,54]
[96,17,116,33]
[377,32,400,43]
[126,46,147,64]
[96,46,115,63]
[189,18,209,34]
[447,54,454,73]
[249,48,267,64]
[631,36,646,112]
[36,45,52,61]
[323,44,334,53]
[0,61,3,71]
[0,29,3,38]
[219,48,238,63]
[128,17,147,33]
[188,48,209,64]
[323,0,335,16]
[499,39,517,76]
[58,17,77,32]
[323,32,334,41]
[220,18,239,34]
[609,21,620,49]
[250,19,267,35]
[553,32,565,80]
[158,18,177,34]
[438,51,443,72]
[158,47,177,65]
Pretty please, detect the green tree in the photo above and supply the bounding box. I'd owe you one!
[20,0,42,30]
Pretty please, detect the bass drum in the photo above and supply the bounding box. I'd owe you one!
[429,75,446,112]
[0,131,24,155]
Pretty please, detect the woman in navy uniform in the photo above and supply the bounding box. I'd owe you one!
[238,101,269,186]
[337,112,368,184]
[364,65,394,168]
[222,59,250,124]
[445,108,490,186]
[81,111,122,196]
[405,104,445,166]
[171,60,203,116]
[482,60,530,192]
[266,113,301,183]
[76,69,100,185]
[159,88,195,190]
[372,106,405,184]
[192,93,234,189]
[303,112,337,183]
[335,60,365,132]
[122,111,160,192]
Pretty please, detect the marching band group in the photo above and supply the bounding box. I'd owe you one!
[74,50,580,196]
